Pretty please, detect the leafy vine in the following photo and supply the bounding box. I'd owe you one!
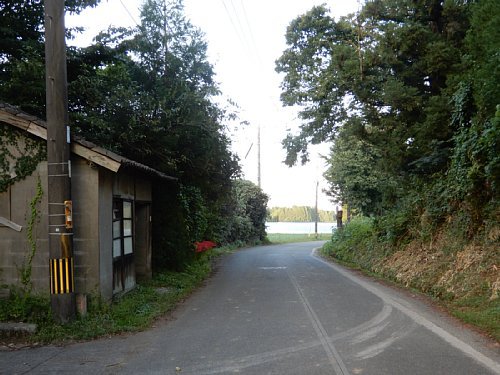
[0,122,46,193]
[20,176,43,293]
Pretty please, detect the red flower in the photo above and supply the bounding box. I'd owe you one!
[194,240,217,253]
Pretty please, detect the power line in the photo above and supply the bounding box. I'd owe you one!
[220,0,263,68]
[228,0,253,54]
[238,0,263,66]
[220,0,250,51]
[228,0,247,38]
[118,0,139,27]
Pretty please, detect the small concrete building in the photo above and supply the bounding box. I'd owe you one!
[0,103,175,300]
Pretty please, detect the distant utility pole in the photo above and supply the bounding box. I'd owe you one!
[314,181,319,238]
[44,0,75,322]
[336,205,343,230]
[257,124,261,188]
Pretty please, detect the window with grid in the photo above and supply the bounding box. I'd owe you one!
[112,199,133,258]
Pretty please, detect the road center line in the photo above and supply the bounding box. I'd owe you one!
[287,269,350,375]
[311,249,500,374]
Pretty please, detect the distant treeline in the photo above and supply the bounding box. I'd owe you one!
[267,206,335,222]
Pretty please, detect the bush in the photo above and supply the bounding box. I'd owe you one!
[0,289,51,325]
[152,179,269,271]
[323,216,376,265]
[152,181,193,271]
[220,180,269,244]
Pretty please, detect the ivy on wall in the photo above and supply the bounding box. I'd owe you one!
[0,123,46,192]
[20,176,43,292]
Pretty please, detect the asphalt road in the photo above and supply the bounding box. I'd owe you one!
[1,242,499,374]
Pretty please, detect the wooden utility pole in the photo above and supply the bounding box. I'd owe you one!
[44,0,75,322]
[336,205,343,230]
[257,124,261,188]
[314,181,319,238]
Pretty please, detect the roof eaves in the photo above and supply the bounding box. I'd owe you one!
[120,159,177,181]
[0,102,176,182]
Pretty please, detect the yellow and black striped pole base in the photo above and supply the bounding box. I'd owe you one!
[50,257,74,294]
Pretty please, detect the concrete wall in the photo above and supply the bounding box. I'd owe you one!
[0,153,114,297]
[1,132,154,300]
[72,158,100,296]
[0,156,106,296]
[0,162,49,293]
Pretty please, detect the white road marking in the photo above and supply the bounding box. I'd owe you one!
[312,249,500,374]
[184,302,398,374]
[287,269,350,375]
[331,304,392,342]
[349,320,390,345]
[354,324,415,360]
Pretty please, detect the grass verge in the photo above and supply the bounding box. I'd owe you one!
[446,297,500,341]
[266,233,331,244]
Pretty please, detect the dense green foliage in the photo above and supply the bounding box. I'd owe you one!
[267,206,335,222]
[0,123,46,192]
[152,179,268,270]
[0,0,101,117]
[0,0,269,270]
[276,0,499,237]
[224,180,269,243]
[322,216,377,268]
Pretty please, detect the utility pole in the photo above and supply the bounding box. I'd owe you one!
[44,0,75,322]
[336,204,343,230]
[314,181,319,238]
[257,124,261,188]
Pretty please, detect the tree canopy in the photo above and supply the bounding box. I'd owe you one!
[276,0,499,225]
[267,206,335,222]
[0,0,101,116]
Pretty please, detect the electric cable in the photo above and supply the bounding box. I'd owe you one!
[118,0,140,27]
[220,0,251,52]
[238,0,263,66]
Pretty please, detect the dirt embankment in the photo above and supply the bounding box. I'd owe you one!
[370,224,499,341]
[374,229,499,302]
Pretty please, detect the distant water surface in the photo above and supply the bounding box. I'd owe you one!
[266,222,336,234]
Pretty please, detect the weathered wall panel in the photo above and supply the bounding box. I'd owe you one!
[135,178,151,202]
[72,158,100,295]
[113,172,135,200]
[98,168,114,300]
[1,129,156,300]
[0,161,48,293]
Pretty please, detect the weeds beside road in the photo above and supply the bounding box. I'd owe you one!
[0,246,235,346]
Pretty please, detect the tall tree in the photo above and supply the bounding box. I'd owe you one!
[0,0,100,116]
[70,0,240,197]
[69,0,242,262]
[276,0,470,215]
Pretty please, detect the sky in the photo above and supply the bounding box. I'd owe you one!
[66,0,359,211]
